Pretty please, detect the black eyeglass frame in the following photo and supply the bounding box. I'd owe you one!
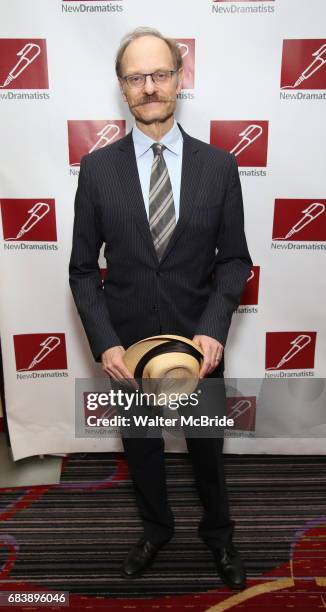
[120,69,179,87]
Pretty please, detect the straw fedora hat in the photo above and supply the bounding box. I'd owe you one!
[123,334,204,401]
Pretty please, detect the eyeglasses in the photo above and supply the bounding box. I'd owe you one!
[121,69,178,89]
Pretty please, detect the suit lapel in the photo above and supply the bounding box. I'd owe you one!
[115,125,203,264]
[115,131,159,263]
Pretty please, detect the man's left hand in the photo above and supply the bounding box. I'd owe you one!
[192,334,224,379]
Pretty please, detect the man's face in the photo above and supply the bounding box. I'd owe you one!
[119,35,183,125]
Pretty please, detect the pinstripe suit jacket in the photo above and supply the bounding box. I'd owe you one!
[69,123,252,365]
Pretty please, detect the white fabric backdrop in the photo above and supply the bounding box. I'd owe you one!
[0,0,325,460]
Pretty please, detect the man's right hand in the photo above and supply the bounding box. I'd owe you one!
[101,345,139,389]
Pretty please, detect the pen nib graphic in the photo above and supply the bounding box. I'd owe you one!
[230,125,263,157]
[273,202,325,240]
[88,124,120,153]
[281,43,326,89]
[5,202,50,241]
[17,336,61,371]
[266,334,311,370]
[0,42,41,88]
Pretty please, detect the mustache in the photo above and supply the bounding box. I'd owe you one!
[130,95,175,108]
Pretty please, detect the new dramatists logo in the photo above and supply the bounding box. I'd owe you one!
[14,334,67,372]
[240,266,260,305]
[212,0,275,15]
[176,39,195,90]
[227,397,256,432]
[272,199,326,242]
[265,332,316,371]
[67,120,125,166]
[0,39,48,89]
[210,121,268,167]
[1,199,57,241]
[281,40,326,90]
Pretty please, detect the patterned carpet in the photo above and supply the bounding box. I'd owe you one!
[0,452,326,609]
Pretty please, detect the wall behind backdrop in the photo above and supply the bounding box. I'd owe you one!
[0,0,325,460]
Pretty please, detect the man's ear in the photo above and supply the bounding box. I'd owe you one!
[176,68,184,94]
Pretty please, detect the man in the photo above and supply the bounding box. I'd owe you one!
[69,27,252,589]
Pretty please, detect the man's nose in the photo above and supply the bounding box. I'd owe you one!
[143,74,157,95]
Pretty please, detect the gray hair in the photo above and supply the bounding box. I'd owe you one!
[115,26,183,78]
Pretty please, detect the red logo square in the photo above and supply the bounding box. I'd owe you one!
[227,397,256,431]
[210,120,268,167]
[0,39,49,89]
[1,199,57,242]
[265,332,317,371]
[14,334,68,372]
[68,120,126,166]
[272,199,326,241]
[281,40,326,90]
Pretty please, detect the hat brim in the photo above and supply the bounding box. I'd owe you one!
[123,334,204,377]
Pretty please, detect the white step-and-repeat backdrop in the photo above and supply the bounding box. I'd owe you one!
[0,0,325,460]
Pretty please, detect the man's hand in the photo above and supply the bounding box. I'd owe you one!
[192,335,224,379]
[101,345,139,389]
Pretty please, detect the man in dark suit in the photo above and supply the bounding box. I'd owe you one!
[69,27,252,589]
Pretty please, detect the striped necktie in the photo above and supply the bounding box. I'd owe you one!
[149,143,176,260]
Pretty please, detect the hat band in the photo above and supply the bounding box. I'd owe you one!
[134,340,202,379]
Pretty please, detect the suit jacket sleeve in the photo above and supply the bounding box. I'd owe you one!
[69,156,122,362]
[195,153,252,346]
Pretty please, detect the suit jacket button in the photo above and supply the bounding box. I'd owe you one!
[152,305,159,312]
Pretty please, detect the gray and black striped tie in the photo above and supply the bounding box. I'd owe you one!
[149,143,176,260]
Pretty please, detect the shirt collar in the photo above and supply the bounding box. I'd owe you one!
[132,120,183,159]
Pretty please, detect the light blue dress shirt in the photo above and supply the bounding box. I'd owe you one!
[132,120,183,222]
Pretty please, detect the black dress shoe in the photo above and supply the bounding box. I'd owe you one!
[121,536,163,578]
[212,543,246,590]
